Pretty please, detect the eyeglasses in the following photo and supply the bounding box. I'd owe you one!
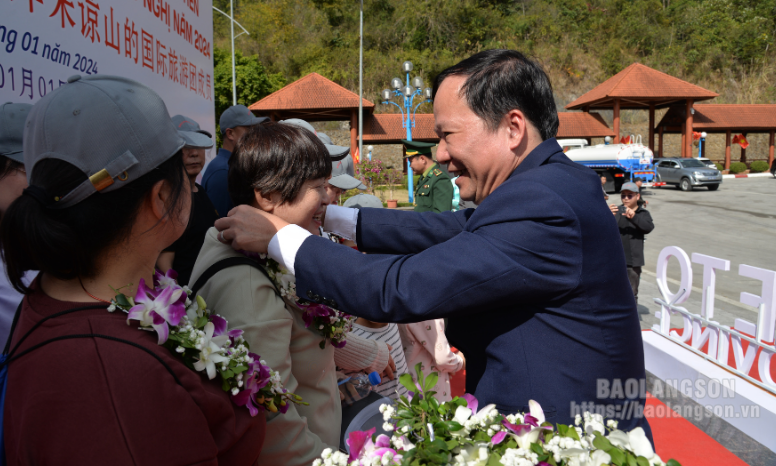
[620,193,637,199]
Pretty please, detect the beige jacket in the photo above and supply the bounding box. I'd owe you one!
[190,228,341,466]
[399,320,464,402]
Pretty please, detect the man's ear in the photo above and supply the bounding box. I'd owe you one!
[254,188,279,213]
[505,109,529,151]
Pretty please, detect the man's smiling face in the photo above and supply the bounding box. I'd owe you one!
[433,75,531,204]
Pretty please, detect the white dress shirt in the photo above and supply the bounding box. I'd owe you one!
[268,205,358,275]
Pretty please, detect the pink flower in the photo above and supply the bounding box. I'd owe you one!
[127,278,186,344]
[153,268,178,289]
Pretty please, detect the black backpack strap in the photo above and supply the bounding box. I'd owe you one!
[1,333,182,386]
[2,302,23,355]
[6,304,108,358]
[190,256,277,296]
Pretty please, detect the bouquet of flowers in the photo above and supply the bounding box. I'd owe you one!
[262,256,356,349]
[110,269,304,416]
[314,364,680,466]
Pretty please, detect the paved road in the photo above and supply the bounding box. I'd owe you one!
[630,176,776,330]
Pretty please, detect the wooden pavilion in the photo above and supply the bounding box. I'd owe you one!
[249,72,375,157]
[655,104,776,168]
[566,63,718,158]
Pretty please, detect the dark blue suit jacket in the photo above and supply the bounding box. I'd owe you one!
[202,148,232,217]
[295,138,652,438]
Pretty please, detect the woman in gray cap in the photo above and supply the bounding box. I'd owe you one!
[0,76,265,464]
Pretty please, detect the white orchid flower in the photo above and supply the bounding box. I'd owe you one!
[192,322,230,379]
[589,449,612,466]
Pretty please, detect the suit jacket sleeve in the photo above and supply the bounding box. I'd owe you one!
[297,182,583,323]
[357,207,474,254]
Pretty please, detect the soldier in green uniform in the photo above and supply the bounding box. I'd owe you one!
[403,139,454,213]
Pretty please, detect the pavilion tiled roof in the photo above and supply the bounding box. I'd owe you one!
[557,112,614,138]
[362,113,438,143]
[248,73,374,120]
[656,104,776,132]
[362,112,614,144]
[566,63,718,110]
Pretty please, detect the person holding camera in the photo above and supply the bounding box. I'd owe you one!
[609,182,654,308]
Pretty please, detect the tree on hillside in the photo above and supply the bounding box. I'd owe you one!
[213,47,286,121]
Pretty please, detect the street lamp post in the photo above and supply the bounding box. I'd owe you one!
[213,2,250,106]
[381,61,432,204]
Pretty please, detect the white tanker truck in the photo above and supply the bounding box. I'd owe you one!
[557,136,659,192]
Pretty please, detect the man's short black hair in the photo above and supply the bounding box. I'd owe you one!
[432,49,559,141]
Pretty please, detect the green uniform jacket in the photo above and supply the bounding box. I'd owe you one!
[414,163,454,213]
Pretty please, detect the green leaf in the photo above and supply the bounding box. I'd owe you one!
[445,439,459,449]
[666,460,682,466]
[414,362,425,390]
[115,293,131,307]
[424,372,439,392]
[626,452,638,466]
[232,365,248,374]
[196,316,208,328]
[222,369,234,379]
[444,421,463,432]
[608,447,625,466]
[636,456,650,466]
[592,433,612,451]
[399,373,418,394]
[530,443,544,455]
[473,431,490,442]
[319,340,326,349]
[486,453,502,466]
[221,377,231,391]
[557,424,568,436]
[565,426,580,441]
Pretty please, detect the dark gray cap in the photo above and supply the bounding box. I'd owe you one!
[280,120,350,161]
[343,193,383,209]
[171,114,214,149]
[329,154,365,190]
[621,182,640,193]
[24,74,185,208]
[219,105,267,134]
[0,102,33,163]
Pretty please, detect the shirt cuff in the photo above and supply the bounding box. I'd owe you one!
[267,224,312,275]
[323,205,359,241]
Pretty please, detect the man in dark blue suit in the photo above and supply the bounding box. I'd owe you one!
[215,50,652,439]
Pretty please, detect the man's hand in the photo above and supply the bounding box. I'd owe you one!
[609,204,619,215]
[214,205,290,253]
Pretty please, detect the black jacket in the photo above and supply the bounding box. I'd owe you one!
[615,205,654,267]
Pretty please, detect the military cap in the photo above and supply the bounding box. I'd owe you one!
[402,139,436,158]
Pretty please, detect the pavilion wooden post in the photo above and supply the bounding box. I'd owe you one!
[741,132,747,164]
[648,103,655,152]
[658,126,664,157]
[770,130,775,166]
[685,99,694,158]
[725,130,731,169]
[349,109,358,159]
[681,131,686,158]
[613,99,620,144]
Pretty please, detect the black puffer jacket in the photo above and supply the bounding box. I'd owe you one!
[615,205,654,267]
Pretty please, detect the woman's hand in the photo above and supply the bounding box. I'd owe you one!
[214,205,290,253]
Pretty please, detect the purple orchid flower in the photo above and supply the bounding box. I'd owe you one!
[498,400,553,449]
[209,314,228,336]
[153,268,178,289]
[231,372,264,417]
[127,278,186,344]
[299,303,333,328]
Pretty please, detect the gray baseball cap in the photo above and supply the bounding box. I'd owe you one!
[171,114,214,149]
[329,154,365,190]
[343,193,383,209]
[24,74,185,209]
[0,102,33,163]
[280,120,350,161]
[219,105,267,134]
[621,182,640,193]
